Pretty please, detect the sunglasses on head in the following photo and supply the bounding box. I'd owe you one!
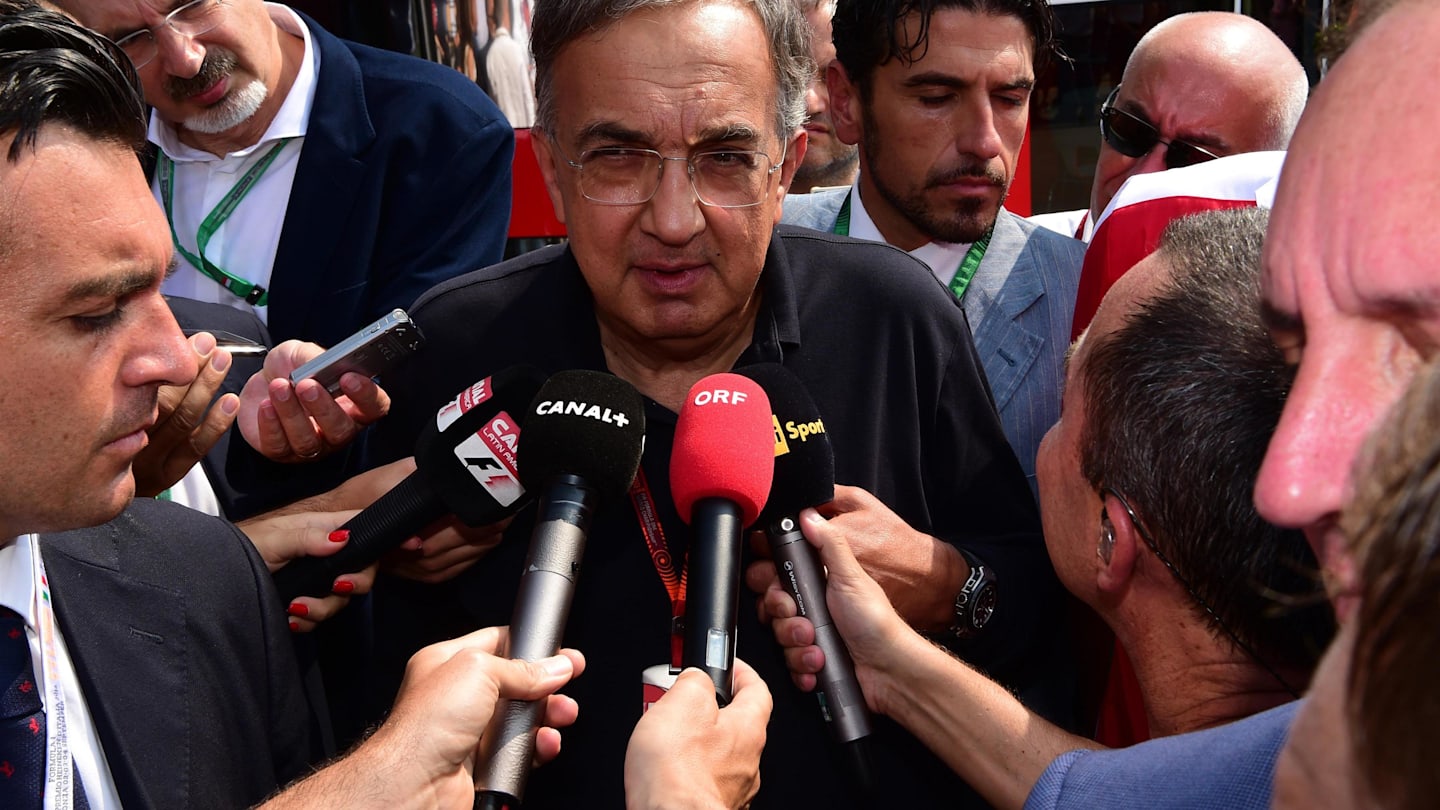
[1098,86,1223,170]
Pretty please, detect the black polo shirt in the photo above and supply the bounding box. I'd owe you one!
[359,225,1071,809]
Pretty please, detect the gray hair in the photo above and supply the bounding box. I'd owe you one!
[531,0,812,142]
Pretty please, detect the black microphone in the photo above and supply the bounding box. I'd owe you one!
[670,373,775,705]
[476,370,646,810]
[738,363,877,794]
[272,366,545,603]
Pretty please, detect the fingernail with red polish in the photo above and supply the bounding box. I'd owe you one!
[287,602,309,617]
[328,529,349,543]
[288,621,300,633]
[332,580,355,595]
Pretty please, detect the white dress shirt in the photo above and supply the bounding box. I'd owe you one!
[0,536,121,810]
[152,3,321,326]
[153,4,320,516]
[845,177,974,288]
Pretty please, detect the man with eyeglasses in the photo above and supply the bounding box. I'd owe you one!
[313,0,1068,805]
[759,206,1335,810]
[48,0,515,516]
[778,0,1087,496]
[1029,12,1308,242]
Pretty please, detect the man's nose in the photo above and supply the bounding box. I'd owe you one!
[153,24,206,79]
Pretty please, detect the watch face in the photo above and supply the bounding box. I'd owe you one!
[971,583,998,629]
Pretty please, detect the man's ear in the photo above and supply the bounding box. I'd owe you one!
[1096,493,1139,595]
[529,129,568,226]
[772,129,807,223]
[826,61,863,146]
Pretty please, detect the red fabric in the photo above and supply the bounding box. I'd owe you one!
[1094,640,1151,747]
[509,128,567,239]
[1070,196,1254,340]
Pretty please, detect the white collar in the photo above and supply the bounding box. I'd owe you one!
[149,3,319,162]
[846,174,973,280]
[0,535,39,627]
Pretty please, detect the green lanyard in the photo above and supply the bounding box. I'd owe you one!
[831,191,990,301]
[157,138,294,307]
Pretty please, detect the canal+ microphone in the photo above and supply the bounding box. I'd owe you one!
[476,370,646,810]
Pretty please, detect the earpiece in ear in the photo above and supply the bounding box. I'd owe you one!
[1097,509,1115,565]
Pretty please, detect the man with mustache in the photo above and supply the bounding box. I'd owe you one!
[782,0,1085,494]
[49,0,516,516]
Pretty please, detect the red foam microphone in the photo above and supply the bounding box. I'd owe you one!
[670,372,774,703]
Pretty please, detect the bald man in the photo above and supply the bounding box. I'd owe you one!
[1030,11,1308,241]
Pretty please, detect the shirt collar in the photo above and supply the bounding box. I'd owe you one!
[148,3,319,162]
[846,173,972,282]
[0,535,39,627]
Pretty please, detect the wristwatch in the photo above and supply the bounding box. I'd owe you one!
[947,550,997,638]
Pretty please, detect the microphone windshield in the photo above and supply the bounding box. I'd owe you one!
[736,363,835,526]
[417,365,548,524]
[671,372,774,526]
[519,370,647,500]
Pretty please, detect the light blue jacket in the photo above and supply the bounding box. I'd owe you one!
[783,188,1085,494]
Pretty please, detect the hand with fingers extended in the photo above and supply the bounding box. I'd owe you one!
[625,659,772,810]
[238,339,390,462]
[259,627,585,809]
[236,507,374,631]
[133,331,239,496]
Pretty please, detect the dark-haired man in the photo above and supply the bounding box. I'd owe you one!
[0,3,589,806]
[47,0,517,519]
[782,0,1085,492]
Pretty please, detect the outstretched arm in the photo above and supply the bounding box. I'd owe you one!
[752,507,1103,810]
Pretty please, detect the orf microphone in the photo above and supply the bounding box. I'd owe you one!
[671,373,773,705]
[476,370,646,810]
[273,366,545,603]
[738,362,877,792]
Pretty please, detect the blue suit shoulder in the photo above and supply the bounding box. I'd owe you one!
[1007,211,1087,264]
[1024,701,1301,810]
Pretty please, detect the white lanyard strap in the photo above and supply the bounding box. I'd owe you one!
[27,538,74,810]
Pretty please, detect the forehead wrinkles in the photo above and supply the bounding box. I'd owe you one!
[563,6,775,144]
[70,0,170,35]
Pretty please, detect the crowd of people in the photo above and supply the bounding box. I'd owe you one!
[0,0,1434,807]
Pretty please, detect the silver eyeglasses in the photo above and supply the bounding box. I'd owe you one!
[113,0,228,70]
[555,142,787,208]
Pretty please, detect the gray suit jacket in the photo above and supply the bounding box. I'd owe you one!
[782,188,1085,491]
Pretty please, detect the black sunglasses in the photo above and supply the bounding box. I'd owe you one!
[1098,86,1223,170]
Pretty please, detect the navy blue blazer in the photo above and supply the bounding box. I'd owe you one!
[264,14,514,348]
[40,498,316,809]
